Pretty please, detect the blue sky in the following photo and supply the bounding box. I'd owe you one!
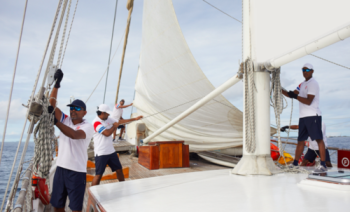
[0,0,349,142]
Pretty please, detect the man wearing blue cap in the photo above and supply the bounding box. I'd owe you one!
[282,63,327,173]
[48,69,94,212]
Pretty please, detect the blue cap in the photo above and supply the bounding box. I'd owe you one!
[67,99,86,111]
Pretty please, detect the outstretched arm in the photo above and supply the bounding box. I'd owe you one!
[50,87,62,122]
[117,103,133,109]
[49,69,64,122]
[117,115,142,125]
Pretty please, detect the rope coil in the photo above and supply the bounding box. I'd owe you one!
[243,58,256,153]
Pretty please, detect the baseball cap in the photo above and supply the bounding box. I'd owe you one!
[97,104,112,115]
[67,99,86,111]
[303,63,313,70]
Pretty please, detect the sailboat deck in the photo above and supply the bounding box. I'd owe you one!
[80,154,226,212]
[89,167,350,212]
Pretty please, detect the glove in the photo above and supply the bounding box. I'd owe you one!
[48,106,58,125]
[280,125,289,132]
[54,69,64,88]
[287,91,298,99]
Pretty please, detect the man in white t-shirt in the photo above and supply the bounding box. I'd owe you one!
[48,69,94,212]
[111,99,133,141]
[282,63,327,173]
[91,104,142,186]
[281,122,332,167]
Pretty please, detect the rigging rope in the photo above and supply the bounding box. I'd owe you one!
[202,0,242,23]
[60,0,80,68]
[32,98,56,180]
[243,58,256,153]
[115,0,134,104]
[0,0,29,166]
[104,0,119,103]
[57,0,72,66]
[1,1,64,211]
[310,54,350,70]
[85,29,126,103]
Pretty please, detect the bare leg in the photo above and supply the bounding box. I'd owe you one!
[91,175,102,186]
[54,208,65,212]
[315,139,326,162]
[326,161,333,167]
[294,141,305,162]
[300,159,310,166]
[116,169,125,182]
[119,127,125,138]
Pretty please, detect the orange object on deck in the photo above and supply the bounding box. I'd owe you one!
[86,167,129,182]
[270,142,280,160]
[87,160,96,168]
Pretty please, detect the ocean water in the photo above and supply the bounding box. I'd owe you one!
[0,138,349,206]
[0,142,34,208]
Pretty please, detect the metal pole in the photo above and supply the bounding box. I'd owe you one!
[143,74,241,143]
[13,163,33,212]
[103,0,119,103]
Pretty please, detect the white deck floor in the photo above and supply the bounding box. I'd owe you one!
[90,168,350,212]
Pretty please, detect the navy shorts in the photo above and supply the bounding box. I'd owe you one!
[298,116,323,141]
[50,166,86,211]
[117,125,125,129]
[304,148,331,162]
[95,152,122,175]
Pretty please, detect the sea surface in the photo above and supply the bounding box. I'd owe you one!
[0,138,349,206]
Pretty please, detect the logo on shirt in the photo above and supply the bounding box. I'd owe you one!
[305,86,307,89]
[77,126,81,130]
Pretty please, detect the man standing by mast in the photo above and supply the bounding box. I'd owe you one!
[111,99,133,141]
[49,69,94,212]
[282,63,327,173]
[91,104,142,186]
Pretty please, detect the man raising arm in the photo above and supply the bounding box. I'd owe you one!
[49,69,94,212]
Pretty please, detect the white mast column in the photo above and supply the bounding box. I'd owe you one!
[232,0,278,175]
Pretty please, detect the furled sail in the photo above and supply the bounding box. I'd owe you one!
[250,0,350,63]
[132,0,244,151]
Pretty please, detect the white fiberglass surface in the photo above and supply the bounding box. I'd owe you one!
[250,0,350,63]
[90,168,350,212]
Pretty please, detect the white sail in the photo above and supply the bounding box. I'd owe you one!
[250,0,350,63]
[132,0,245,151]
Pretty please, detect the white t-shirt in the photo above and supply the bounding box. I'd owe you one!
[307,122,328,150]
[56,112,94,173]
[92,116,117,156]
[296,77,322,118]
[111,104,123,121]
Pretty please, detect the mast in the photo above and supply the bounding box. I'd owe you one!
[232,0,277,175]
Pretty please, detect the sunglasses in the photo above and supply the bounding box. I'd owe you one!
[70,106,82,111]
[302,68,312,72]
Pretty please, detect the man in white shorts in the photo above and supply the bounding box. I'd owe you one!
[91,104,142,186]
[111,99,133,141]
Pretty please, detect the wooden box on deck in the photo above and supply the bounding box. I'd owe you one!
[138,141,190,170]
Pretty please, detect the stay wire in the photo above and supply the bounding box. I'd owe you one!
[202,0,242,23]
[103,0,119,103]
[0,0,29,166]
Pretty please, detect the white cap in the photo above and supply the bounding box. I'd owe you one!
[303,63,313,70]
[98,104,112,115]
